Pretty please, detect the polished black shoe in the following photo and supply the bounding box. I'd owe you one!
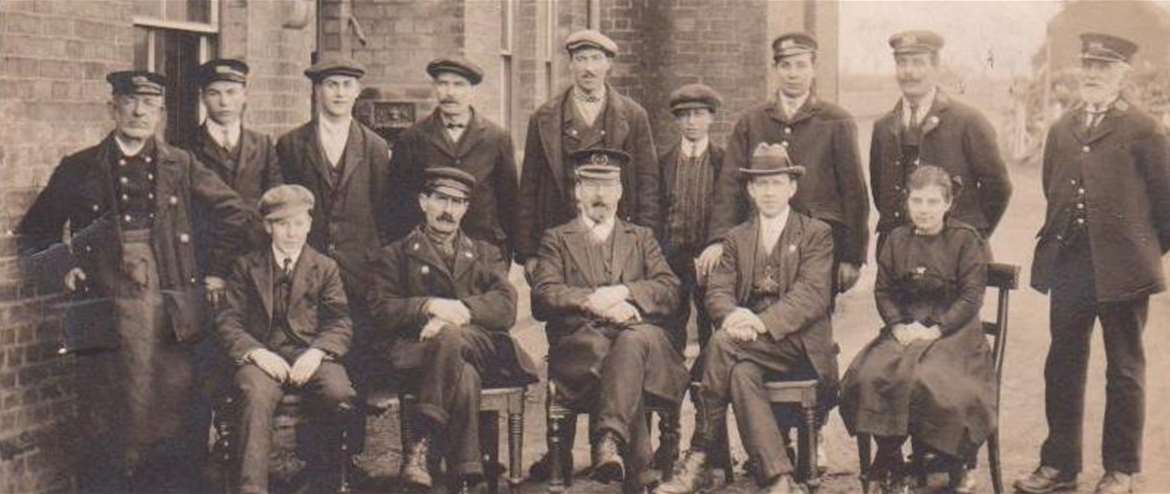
[758,473,806,494]
[653,449,712,494]
[1013,466,1077,493]
[1093,471,1135,494]
[529,450,573,481]
[399,437,433,489]
[591,432,626,484]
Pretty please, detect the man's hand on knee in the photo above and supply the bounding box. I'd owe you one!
[419,317,447,341]
[288,348,325,386]
[247,349,291,383]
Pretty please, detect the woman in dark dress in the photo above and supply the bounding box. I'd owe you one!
[840,165,995,494]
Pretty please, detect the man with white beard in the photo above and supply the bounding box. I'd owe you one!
[1018,32,1170,494]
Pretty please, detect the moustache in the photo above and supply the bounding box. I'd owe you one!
[437,213,456,223]
[439,98,459,104]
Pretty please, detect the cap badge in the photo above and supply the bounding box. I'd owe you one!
[589,153,610,166]
[215,65,232,74]
[131,75,148,85]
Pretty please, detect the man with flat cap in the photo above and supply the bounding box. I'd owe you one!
[706,32,869,305]
[388,56,519,264]
[185,58,283,302]
[216,184,356,494]
[277,56,393,456]
[1017,33,1170,494]
[530,149,686,493]
[656,144,836,494]
[515,29,660,272]
[870,30,1011,252]
[370,167,537,493]
[15,70,253,492]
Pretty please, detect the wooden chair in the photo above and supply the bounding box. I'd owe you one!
[857,262,1019,494]
[366,385,527,494]
[545,379,680,493]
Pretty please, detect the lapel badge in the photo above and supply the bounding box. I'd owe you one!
[169,195,179,205]
[412,243,420,250]
[915,266,927,275]
[928,115,939,125]
[421,265,430,275]
[465,251,474,258]
[788,244,797,253]
[590,152,609,165]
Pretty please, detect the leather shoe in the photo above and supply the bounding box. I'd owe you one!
[591,431,626,483]
[1093,471,1134,494]
[951,466,977,494]
[529,450,573,481]
[758,474,806,494]
[653,449,712,494]
[399,437,433,489]
[1013,466,1077,493]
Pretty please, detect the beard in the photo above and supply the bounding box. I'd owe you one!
[1080,84,1118,106]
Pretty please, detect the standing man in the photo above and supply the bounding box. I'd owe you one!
[869,30,1012,250]
[371,168,538,493]
[276,56,393,458]
[656,144,835,494]
[15,70,253,492]
[388,56,519,263]
[530,149,686,494]
[705,32,869,301]
[186,58,283,295]
[1017,33,1170,494]
[515,29,660,271]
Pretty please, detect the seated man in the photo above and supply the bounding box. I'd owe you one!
[656,144,837,494]
[530,149,688,493]
[216,184,357,494]
[369,167,538,493]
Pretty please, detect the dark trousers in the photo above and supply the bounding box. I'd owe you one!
[236,361,355,494]
[697,330,806,484]
[595,325,669,490]
[1040,241,1147,474]
[403,325,503,477]
[667,249,713,373]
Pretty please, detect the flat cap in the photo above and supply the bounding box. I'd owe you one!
[772,32,818,61]
[196,59,249,87]
[670,83,722,114]
[259,184,316,220]
[1080,32,1137,64]
[565,29,618,57]
[106,70,166,96]
[889,30,945,55]
[571,148,628,181]
[426,56,484,85]
[740,143,805,177]
[304,56,366,82]
[424,167,477,198]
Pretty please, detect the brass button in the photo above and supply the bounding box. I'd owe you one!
[118,158,127,166]
[121,194,129,201]
[1076,218,1085,224]
[1082,145,1091,153]
[123,214,132,222]
[179,233,190,243]
[91,204,100,212]
[781,141,789,147]
[120,176,129,184]
[145,156,153,163]
[784,127,792,134]
[1077,188,1085,194]
[1077,203,1085,209]
[169,196,178,205]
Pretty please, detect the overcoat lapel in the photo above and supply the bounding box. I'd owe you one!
[405,231,456,284]
[236,128,260,184]
[610,222,636,282]
[286,249,313,315]
[454,111,487,157]
[451,233,478,283]
[337,121,365,190]
[560,220,599,289]
[602,86,631,146]
[249,250,275,320]
[422,111,459,159]
[920,91,949,136]
[306,124,334,190]
[537,93,567,195]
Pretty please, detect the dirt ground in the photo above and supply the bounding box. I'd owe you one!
[348,166,1169,493]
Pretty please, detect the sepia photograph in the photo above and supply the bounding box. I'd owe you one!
[1,1,1168,493]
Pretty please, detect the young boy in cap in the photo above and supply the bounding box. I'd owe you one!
[515,30,660,273]
[216,184,356,494]
[657,144,835,494]
[1018,32,1170,494]
[389,56,519,264]
[869,30,1011,252]
[370,167,537,493]
[530,149,686,493]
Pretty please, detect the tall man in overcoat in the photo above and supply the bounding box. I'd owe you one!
[15,71,253,492]
[388,57,518,263]
[530,149,687,493]
[370,168,538,493]
[656,144,836,494]
[515,30,660,271]
[869,30,1012,250]
[1016,33,1170,494]
[276,56,393,456]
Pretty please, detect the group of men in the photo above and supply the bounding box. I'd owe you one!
[13,19,1167,494]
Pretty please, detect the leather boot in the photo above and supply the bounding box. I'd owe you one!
[591,431,626,484]
[399,436,432,489]
[653,449,712,494]
[758,473,806,494]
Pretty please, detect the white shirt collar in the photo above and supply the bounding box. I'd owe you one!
[901,86,937,127]
[318,115,352,137]
[272,244,304,271]
[205,118,242,149]
[573,84,606,104]
[580,213,616,243]
[778,92,809,118]
[681,136,710,159]
[758,207,791,255]
[114,134,147,157]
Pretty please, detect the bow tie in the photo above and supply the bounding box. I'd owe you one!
[575,92,601,103]
[445,122,466,130]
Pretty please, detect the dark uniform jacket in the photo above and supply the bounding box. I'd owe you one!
[216,245,352,362]
[705,212,838,393]
[515,85,660,262]
[1031,100,1170,302]
[870,90,1012,237]
[183,125,283,269]
[388,108,519,257]
[658,141,726,257]
[276,120,393,294]
[709,98,870,266]
[369,228,538,385]
[16,134,253,343]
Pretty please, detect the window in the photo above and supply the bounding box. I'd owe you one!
[537,0,558,101]
[500,0,515,130]
[133,0,219,144]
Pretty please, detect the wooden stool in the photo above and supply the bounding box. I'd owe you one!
[764,379,820,491]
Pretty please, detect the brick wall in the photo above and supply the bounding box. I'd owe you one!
[0,1,314,491]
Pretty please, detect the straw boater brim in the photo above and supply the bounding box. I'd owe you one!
[739,143,805,177]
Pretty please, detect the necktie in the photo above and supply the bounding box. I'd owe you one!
[576,91,601,103]
[446,122,466,130]
[223,128,235,150]
[282,258,292,277]
[908,103,920,129]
